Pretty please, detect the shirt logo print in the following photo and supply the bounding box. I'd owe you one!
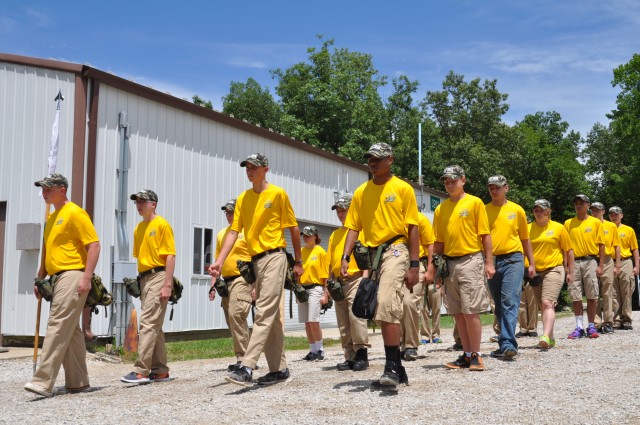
[55,219,64,225]
[311,255,318,261]
[545,230,554,237]
[620,233,626,238]
[507,213,516,220]
[384,194,396,203]
[264,201,273,209]
[459,209,469,218]
[149,229,156,237]
[604,230,609,235]
[584,227,592,233]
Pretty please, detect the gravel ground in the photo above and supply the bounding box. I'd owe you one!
[2,312,639,425]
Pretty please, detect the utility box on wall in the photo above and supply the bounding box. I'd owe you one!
[16,223,41,250]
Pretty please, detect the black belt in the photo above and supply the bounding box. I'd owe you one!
[222,275,241,283]
[575,256,597,262]
[300,283,324,289]
[53,268,85,278]
[443,252,481,261]
[139,266,165,279]
[622,256,632,260]
[495,252,521,260]
[251,247,286,262]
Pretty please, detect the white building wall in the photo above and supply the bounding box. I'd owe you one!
[0,62,77,336]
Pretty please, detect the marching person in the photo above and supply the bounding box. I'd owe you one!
[434,165,494,372]
[299,225,329,361]
[341,142,420,387]
[210,153,303,386]
[528,199,574,349]
[209,199,253,371]
[609,206,639,330]
[485,175,535,359]
[590,202,621,334]
[516,282,539,338]
[25,173,100,397]
[403,210,435,357]
[564,194,605,339]
[121,189,176,384]
[327,194,370,371]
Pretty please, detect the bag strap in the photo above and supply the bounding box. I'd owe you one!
[371,235,404,273]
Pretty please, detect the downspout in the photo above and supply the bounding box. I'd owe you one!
[115,112,130,261]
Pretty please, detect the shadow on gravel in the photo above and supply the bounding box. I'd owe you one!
[421,364,444,370]
[333,380,399,396]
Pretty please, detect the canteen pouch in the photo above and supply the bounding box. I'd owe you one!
[525,271,542,287]
[353,241,372,270]
[85,274,113,311]
[321,298,334,314]
[237,260,257,284]
[326,278,345,301]
[170,276,183,304]
[123,277,141,298]
[35,278,53,302]
[214,277,230,297]
[293,283,309,303]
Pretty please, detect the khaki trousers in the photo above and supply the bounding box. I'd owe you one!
[613,258,635,325]
[334,275,370,361]
[241,251,288,372]
[33,270,89,391]
[595,256,615,327]
[134,271,169,376]
[518,282,538,332]
[221,276,252,361]
[400,281,422,350]
[421,283,442,340]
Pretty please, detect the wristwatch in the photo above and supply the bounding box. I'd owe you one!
[294,260,302,265]
[341,254,350,262]
[409,260,420,268]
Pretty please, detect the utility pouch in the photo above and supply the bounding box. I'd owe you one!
[35,278,53,302]
[214,277,229,297]
[326,278,345,301]
[237,260,256,284]
[353,241,372,270]
[123,277,141,298]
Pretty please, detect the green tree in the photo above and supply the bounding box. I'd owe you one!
[192,95,213,110]
[222,78,282,130]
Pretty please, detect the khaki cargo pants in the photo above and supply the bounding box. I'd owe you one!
[134,271,169,376]
[221,276,253,362]
[334,274,370,361]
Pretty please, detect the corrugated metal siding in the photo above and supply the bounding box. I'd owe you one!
[0,62,77,336]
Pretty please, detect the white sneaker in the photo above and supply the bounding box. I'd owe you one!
[24,382,53,398]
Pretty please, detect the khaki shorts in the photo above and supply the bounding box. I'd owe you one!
[298,285,324,323]
[533,265,565,305]
[444,252,490,315]
[570,258,599,301]
[374,243,408,324]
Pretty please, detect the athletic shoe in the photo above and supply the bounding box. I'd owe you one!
[515,331,528,338]
[586,325,600,339]
[352,348,369,371]
[225,367,252,386]
[227,362,241,372]
[315,350,325,361]
[622,322,633,330]
[489,335,500,343]
[601,324,614,334]
[53,385,91,395]
[504,348,518,358]
[469,352,485,371]
[336,360,353,371]
[303,351,319,361]
[432,337,443,344]
[567,327,585,339]
[490,349,505,358]
[445,354,470,369]
[149,372,170,382]
[529,332,538,337]
[258,368,290,385]
[421,338,430,344]
[379,360,400,386]
[24,382,53,398]
[121,372,150,384]
[538,335,552,349]
[403,348,418,361]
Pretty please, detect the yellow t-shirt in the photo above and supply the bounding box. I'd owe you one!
[417,213,435,259]
[216,226,250,278]
[327,226,362,277]
[563,216,604,258]
[231,184,298,257]
[485,201,529,256]
[44,202,99,275]
[433,194,490,257]
[300,244,328,285]
[345,176,419,247]
[617,224,639,258]
[529,220,573,271]
[133,215,176,273]
[601,220,620,258]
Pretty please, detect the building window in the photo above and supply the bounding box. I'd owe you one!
[193,226,213,275]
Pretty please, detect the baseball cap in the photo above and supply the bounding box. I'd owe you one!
[240,153,269,167]
[487,175,508,186]
[221,199,237,212]
[533,199,551,210]
[130,189,158,203]
[331,193,353,210]
[609,206,623,214]
[590,202,605,211]
[301,225,319,236]
[363,143,393,159]
[440,165,465,181]
[574,194,590,204]
[34,173,68,188]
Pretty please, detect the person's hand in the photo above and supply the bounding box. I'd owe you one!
[340,260,349,277]
[321,294,329,305]
[424,268,435,285]
[566,272,573,284]
[77,275,91,295]
[208,278,216,301]
[528,265,536,279]
[208,262,222,278]
[485,262,496,279]
[634,265,639,276]
[293,263,304,280]
[404,266,419,289]
[614,263,621,277]
[596,265,603,278]
[251,288,256,301]
[160,284,172,301]
[33,286,41,299]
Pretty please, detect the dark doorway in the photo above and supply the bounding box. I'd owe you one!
[0,202,6,346]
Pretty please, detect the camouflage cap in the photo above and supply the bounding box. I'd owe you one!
[240,153,269,167]
[331,193,353,210]
[130,189,158,203]
[34,173,68,188]
[487,174,508,186]
[590,202,605,211]
[364,142,393,159]
[609,206,623,214]
[301,225,319,236]
[533,199,551,210]
[440,165,465,181]
[221,199,237,212]
[574,194,590,204]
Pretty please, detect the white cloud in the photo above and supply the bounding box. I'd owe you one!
[24,8,52,28]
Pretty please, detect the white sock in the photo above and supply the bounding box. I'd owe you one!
[465,351,472,357]
[315,340,324,352]
[588,322,595,328]
[575,316,584,329]
[310,343,317,353]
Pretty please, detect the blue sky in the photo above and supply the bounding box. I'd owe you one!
[2,0,639,136]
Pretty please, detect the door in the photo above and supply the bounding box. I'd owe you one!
[0,202,6,346]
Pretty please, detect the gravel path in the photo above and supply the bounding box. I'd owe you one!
[2,312,639,425]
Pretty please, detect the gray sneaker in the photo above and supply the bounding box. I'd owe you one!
[121,372,150,384]
[225,367,253,387]
[24,382,53,398]
[257,368,290,385]
[403,348,418,361]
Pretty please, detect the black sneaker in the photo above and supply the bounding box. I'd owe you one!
[403,348,418,361]
[379,360,400,386]
[515,331,528,338]
[315,350,325,361]
[352,348,369,371]
[303,351,318,361]
[529,332,538,338]
[490,349,505,358]
[445,354,471,369]
[622,322,633,330]
[336,360,354,371]
[225,367,252,387]
[227,362,241,372]
[602,324,614,334]
[257,368,290,385]
[504,348,518,358]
